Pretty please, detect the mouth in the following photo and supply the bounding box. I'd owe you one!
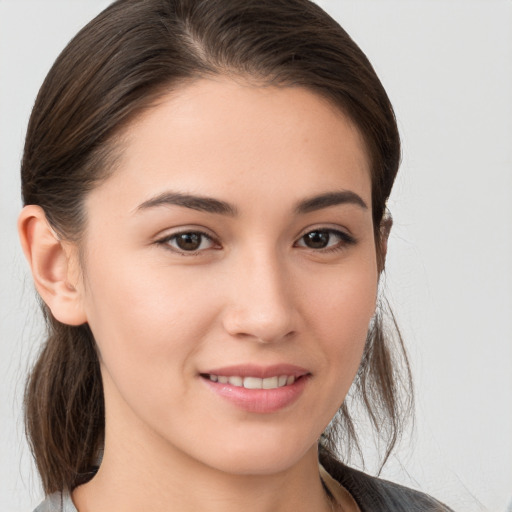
[201,374,298,389]
[199,365,310,413]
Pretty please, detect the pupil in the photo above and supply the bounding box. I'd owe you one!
[305,230,329,249]
[177,233,201,251]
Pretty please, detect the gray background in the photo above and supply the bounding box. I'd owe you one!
[1,1,511,510]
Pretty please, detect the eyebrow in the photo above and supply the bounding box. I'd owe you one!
[295,190,368,213]
[135,189,367,216]
[136,191,238,216]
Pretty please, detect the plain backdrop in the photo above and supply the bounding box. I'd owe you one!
[1,1,511,511]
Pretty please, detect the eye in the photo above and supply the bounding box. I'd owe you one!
[295,228,355,251]
[157,230,218,254]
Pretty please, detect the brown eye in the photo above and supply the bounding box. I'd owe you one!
[302,230,331,249]
[175,233,203,251]
[160,231,216,253]
[296,228,356,252]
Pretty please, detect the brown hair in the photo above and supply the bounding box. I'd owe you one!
[22,0,412,494]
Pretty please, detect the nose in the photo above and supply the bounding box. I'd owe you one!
[221,251,297,344]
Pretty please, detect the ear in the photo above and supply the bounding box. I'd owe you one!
[18,205,87,326]
[378,208,393,272]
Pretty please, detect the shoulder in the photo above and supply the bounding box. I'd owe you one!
[33,491,77,512]
[320,453,455,512]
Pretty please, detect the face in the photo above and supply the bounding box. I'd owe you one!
[77,77,379,475]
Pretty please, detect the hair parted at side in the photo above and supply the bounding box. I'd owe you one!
[22,0,412,495]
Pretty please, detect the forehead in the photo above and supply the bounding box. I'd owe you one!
[89,77,371,214]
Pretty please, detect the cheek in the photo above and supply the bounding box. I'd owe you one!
[308,261,378,338]
[285,257,378,441]
[81,252,219,394]
[81,261,216,434]
[304,255,378,383]
[84,249,213,336]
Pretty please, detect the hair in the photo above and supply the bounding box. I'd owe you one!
[21,0,412,495]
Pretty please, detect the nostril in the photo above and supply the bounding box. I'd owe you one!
[253,329,296,344]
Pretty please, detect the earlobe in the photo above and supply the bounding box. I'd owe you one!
[18,205,87,326]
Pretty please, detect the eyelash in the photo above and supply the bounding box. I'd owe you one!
[156,230,219,255]
[294,228,357,253]
[155,228,356,256]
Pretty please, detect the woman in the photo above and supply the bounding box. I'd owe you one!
[18,0,453,510]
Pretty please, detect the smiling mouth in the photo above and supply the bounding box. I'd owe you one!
[201,374,298,390]
[200,367,310,412]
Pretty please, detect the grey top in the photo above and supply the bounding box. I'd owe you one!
[33,491,76,512]
[33,460,454,512]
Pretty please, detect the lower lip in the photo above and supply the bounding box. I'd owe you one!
[201,376,309,413]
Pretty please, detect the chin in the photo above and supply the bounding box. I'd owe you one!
[197,431,319,476]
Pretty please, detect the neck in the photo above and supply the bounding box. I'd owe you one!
[72,405,333,512]
[73,441,331,512]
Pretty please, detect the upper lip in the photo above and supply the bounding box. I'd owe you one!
[200,364,310,379]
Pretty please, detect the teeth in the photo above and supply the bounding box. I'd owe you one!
[243,376,262,389]
[262,376,278,389]
[228,376,243,387]
[208,374,298,389]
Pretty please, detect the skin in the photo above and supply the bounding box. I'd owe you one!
[19,77,380,512]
